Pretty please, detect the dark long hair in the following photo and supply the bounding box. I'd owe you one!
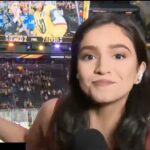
[48,13,150,150]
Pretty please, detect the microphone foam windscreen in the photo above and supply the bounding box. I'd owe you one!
[70,128,109,150]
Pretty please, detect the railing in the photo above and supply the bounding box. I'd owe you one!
[0,108,39,126]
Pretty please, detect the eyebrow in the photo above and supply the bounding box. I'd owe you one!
[79,45,98,52]
[109,44,131,53]
[79,44,131,53]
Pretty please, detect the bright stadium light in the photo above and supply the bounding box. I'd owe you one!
[8,42,15,47]
[38,44,44,51]
[54,43,60,48]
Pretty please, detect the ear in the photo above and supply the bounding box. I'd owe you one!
[134,61,147,84]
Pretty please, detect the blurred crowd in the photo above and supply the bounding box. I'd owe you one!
[0,57,69,109]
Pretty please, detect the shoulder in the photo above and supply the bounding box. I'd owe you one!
[25,98,61,148]
[38,98,60,135]
[27,98,60,137]
[40,98,59,114]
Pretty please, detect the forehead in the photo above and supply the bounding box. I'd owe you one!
[80,23,134,50]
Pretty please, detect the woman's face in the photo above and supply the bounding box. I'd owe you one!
[77,23,146,104]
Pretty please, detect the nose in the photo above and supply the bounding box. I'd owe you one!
[94,57,111,75]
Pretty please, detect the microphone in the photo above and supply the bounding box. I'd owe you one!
[69,128,109,150]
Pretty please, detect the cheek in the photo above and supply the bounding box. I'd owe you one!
[117,65,138,84]
[77,64,93,88]
[79,69,92,85]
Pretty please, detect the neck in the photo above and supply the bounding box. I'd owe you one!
[89,98,127,149]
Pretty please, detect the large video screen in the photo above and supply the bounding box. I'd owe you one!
[0,1,90,43]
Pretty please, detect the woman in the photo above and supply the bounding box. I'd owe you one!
[0,12,150,150]
[26,12,150,150]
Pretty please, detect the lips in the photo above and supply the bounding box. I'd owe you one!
[92,79,115,86]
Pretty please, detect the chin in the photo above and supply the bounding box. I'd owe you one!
[92,96,114,104]
[89,90,114,103]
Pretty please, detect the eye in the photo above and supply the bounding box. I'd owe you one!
[81,54,96,61]
[114,54,125,60]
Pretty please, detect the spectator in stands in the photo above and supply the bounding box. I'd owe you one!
[0,12,150,150]
[0,58,66,108]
